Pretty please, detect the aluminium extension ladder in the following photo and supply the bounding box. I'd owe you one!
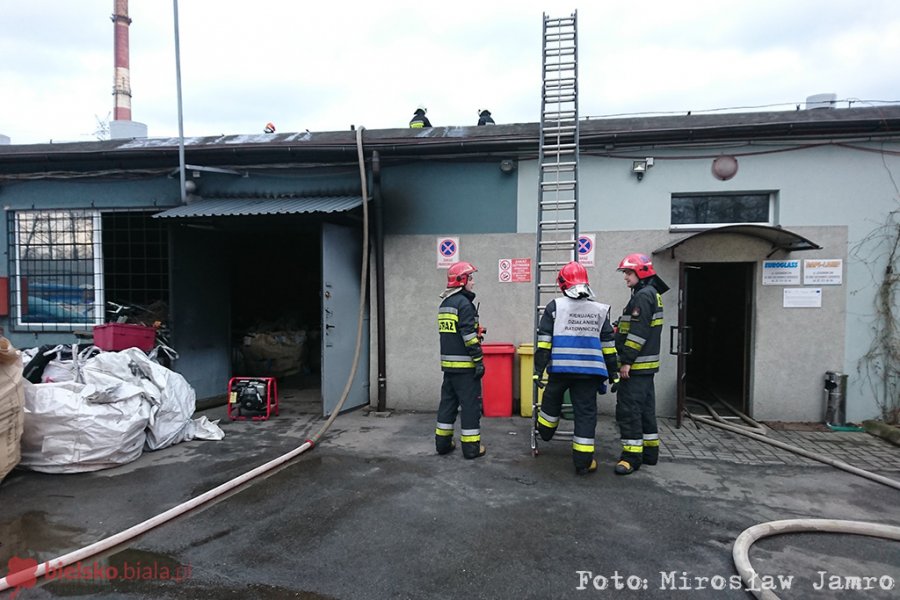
[531,11,580,456]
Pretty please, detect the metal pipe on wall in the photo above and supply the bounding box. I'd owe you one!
[172,0,186,204]
[372,151,387,411]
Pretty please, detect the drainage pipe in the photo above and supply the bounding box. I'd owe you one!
[372,150,387,412]
[733,519,900,600]
[0,126,372,593]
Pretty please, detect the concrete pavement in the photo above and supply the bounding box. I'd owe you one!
[1,401,898,599]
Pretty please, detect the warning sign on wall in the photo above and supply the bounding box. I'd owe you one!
[498,258,532,283]
[437,237,459,269]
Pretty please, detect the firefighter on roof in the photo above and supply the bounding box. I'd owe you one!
[477,109,495,126]
[533,261,619,475]
[614,253,669,475]
[435,262,486,459]
[410,105,432,128]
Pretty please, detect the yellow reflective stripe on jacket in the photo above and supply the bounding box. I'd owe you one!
[632,354,660,370]
[410,122,424,128]
[650,311,664,327]
[438,312,459,334]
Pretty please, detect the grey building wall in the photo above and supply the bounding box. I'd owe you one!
[514,143,899,422]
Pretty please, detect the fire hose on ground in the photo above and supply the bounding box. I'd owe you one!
[686,399,900,599]
[0,126,371,593]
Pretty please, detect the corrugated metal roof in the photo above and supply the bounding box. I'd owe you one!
[153,195,362,218]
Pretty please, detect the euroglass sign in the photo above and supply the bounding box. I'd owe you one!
[762,260,800,285]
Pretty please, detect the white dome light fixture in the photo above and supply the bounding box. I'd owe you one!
[712,155,739,181]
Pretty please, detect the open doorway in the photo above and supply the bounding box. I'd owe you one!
[227,216,322,413]
[681,262,753,418]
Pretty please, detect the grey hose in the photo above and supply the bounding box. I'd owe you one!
[691,415,900,491]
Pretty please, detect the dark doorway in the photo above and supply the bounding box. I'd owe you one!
[683,262,752,416]
[226,216,322,412]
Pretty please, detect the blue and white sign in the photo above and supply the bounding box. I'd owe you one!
[577,233,596,267]
[436,237,459,269]
[762,260,800,285]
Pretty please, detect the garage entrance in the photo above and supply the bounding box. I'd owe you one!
[675,262,753,424]
[162,199,368,416]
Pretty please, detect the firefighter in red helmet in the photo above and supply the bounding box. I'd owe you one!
[435,261,486,459]
[613,253,669,475]
[532,261,619,474]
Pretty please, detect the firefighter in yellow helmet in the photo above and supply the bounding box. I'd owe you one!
[533,261,618,474]
[613,253,669,475]
[435,262,486,459]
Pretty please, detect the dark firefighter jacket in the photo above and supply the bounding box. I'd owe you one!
[615,279,665,375]
[410,110,432,128]
[534,297,618,379]
[438,289,483,372]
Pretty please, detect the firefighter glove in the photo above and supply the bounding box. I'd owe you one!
[532,374,545,389]
[610,376,620,394]
[474,362,485,380]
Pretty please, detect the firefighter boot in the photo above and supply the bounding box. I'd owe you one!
[614,452,642,475]
[436,436,456,455]
[575,459,598,476]
[642,440,660,466]
[462,442,487,459]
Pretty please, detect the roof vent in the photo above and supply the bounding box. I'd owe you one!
[805,93,837,110]
[0,134,10,145]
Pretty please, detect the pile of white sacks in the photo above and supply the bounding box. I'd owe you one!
[19,345,223,473]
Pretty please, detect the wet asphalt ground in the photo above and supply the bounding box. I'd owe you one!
[1,404,899,599]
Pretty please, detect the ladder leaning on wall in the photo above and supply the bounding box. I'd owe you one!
[531,11,580,454]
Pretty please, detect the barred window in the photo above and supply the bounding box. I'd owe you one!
[671,193,773,230]
[7,209,169,332]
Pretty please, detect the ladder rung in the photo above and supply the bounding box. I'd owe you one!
[543,111,576,120]
[541,163,577,171]
[543,144,578,152]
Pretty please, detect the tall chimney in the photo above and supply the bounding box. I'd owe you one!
[112,0,132,121]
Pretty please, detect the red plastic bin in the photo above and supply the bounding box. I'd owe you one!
[481,343,515,417]
[93,323,156,352]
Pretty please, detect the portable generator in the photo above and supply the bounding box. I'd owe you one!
[228,377,279,421]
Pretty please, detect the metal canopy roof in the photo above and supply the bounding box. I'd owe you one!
[652,224,822,258]
[153,195,362,218]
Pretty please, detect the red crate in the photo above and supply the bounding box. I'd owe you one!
[93,323,157,352]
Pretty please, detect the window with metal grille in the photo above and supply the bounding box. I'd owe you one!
[7,209,169,332]
[671,192,774,231]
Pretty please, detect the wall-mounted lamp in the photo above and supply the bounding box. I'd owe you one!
[632,157,654,181]
[499,159,516,174]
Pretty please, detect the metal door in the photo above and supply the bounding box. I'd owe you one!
[321,222,369,416]
[170,226,231,400]
[671,264,695,427]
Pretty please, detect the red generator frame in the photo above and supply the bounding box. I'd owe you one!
[228,377,279,421]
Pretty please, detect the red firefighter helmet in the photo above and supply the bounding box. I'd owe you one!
[617,253,656,279]
[447,261,477,288]
[557,261,589,291]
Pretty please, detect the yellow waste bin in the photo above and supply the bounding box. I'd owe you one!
[516,343,574,419]
[517,343,545,417]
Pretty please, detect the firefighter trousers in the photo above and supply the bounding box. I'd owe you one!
[536,375,601,472]
[615,374,659,468]
[435,371,483,458]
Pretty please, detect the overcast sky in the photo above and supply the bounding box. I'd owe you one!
[2,1,899,145]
